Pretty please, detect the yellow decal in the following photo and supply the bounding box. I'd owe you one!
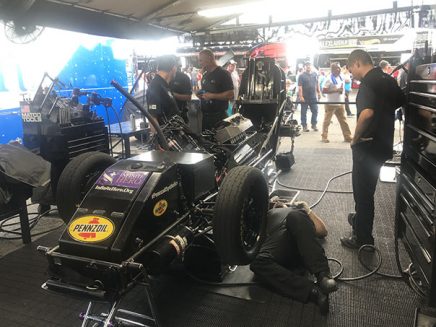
[68,216,114,243]
[153,199,168,217]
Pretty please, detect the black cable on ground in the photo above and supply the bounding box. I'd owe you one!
[329,245,402,282]
[0,208,64,240]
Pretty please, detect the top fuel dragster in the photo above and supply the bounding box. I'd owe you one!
[37,57,300,327]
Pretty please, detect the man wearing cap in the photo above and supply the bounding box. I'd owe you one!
[146,55,181,126]
[341,50,405,249]
[321,63,353,143]
[298,61,321,132]
[197,49,234,130]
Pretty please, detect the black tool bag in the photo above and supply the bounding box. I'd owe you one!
[0,143,50,205]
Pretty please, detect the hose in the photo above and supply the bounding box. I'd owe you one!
[330,244,402,282]
[111,80,169,150]
[275,170,353,209]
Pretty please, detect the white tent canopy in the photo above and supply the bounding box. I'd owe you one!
[0,0,433,39]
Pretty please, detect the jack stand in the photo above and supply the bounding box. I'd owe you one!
[79,279,160,327]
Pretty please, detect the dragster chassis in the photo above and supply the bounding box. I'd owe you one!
[37,81,299,327]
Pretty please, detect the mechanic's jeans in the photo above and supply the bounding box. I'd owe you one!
[300,102,318,127]
[250,211,330,303]
[351,142,385,244]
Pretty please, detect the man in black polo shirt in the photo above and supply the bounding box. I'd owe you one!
[146,55,180,125]
[340,50,405,249]
[198,49,234,130]
[170,65,192,123]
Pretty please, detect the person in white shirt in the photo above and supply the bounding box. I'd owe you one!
[321,63,352,143]
[227,60,240,114]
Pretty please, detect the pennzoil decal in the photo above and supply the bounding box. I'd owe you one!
[153,199,168,217]
[68,216,114,243]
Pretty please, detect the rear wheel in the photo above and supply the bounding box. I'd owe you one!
[56,152,115,223]
[213,166,268,265]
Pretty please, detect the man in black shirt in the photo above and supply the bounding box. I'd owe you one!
[298,62,321,132]
[146,55,180,125]
[250,203,337,315]
[198,49,234,130]
[340,50,405,249]
[170,66,192,123]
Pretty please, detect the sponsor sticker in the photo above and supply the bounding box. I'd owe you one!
[95,185,134,194]
[151,181,178,199]
[153,199,168,217]
[68,216,114,243]
[96,170,148,191]
[22,112,42,123]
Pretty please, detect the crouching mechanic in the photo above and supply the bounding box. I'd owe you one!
[250,202,337,315]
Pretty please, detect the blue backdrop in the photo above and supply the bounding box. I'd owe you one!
[0,42,128,144]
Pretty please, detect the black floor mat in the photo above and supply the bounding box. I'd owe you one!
[0,147,425,326]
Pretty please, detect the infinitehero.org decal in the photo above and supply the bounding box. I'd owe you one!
[153,199,168,217]
[68,216,115,243]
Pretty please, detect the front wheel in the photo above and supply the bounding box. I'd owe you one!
[213,166,269,265]
[56,152,115,223]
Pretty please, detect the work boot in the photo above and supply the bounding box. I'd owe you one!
[309,286,329,315]
[316,272,338,295]
[340,234,375,252]
[312,125,318,131]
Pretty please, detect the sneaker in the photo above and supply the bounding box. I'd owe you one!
[303,126,310,132]
[347,113,355,117]
[344,138,352,143]
[321,139,330,143]
[312,125,318,131]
